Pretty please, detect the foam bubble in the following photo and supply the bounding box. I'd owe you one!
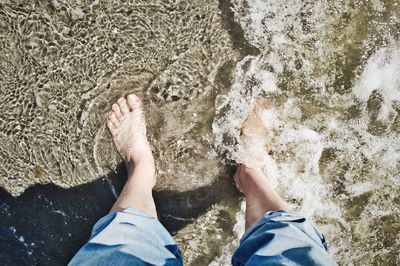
[353,45,400,120]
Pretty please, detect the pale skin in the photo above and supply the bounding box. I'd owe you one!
[237,97,290,229]
[106,94,289,230]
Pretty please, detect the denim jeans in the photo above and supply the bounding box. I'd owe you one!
[69,208,336,265]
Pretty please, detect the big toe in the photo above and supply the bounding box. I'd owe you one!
[127,94,143,112]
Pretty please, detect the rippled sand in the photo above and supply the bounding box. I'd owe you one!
[0,1,243,264]
[1,0,399,265]
[0,0,238,195]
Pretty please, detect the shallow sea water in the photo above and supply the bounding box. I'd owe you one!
[0,0,399,265]
[213,0,400,264]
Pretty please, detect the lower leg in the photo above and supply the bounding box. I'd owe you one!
[107,94,157,217]
[110,159,157,217]
[235,97,289,230]
[234,164,289,230]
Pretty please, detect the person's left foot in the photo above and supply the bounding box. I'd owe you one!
[106,94,155,178]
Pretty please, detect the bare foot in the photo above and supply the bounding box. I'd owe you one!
[240,97,274,168]
[235,97,289,230]
[107,94,157,215]
[107,94,155,184]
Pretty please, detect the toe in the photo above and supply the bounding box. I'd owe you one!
[112,103,123,119]
[107,120,118,136]
[108,112,119,128]
[127,94,142,111]
[117,97,130,115]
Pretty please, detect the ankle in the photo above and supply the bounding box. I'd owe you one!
[125,160,156,190]
[246,181,290,210]
[126,155,155,175]
[235,164,271,195]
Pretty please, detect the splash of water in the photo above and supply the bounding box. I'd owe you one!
[212,0,400,264]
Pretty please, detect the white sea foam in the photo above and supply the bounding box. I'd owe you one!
[353,45,400,120]
[213,56,279,164]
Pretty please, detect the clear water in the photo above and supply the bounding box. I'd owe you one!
[0,0,399,265]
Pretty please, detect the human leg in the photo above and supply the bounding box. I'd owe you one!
[234,164,289,230]
[69,94,182,266]
[231,99,335,265]
[233,164,335,265]
[106,94,156,216]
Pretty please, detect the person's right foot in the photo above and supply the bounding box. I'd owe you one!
[240,97,273,168]
[235,98,289,230]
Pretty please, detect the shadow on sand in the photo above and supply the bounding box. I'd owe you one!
[0,163,239,265]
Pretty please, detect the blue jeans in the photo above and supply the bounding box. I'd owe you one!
[69,208,336,265]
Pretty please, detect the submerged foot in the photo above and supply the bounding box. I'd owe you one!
[240,97,273,167]
[106,94,155,183]
[235,97,289,230]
